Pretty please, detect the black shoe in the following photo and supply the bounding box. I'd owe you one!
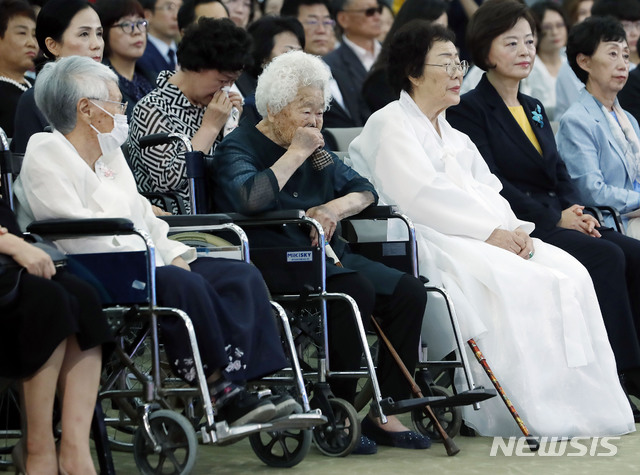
[351,434,378,455]
[215,389,276,427]
[361,417,431,449]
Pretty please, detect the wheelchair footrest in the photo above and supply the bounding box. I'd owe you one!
[429,388,497,408]
[379,396,446,415]
[208,410,327,445]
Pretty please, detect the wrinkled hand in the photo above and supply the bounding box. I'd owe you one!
[202,90,233,132]
[228,91,244,118]
[306,203,339,246]
[558,204,601,237]
[12,240,56,279]
[513,228,535,259]
[288,127,324,164]
[170,256,191,271]
[485,228,527,255]
[151,205,171,217]
[0,226,7,235]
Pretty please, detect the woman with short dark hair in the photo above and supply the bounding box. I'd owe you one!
[448,0,640,420]
[128,17,251,210]
[0,0,36,137]
[94,0,155,119]
[557,17,640,236]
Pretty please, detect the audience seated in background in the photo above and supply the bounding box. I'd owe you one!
[137,0,181,81]
[519,1,568,121]
[128,17,248,209]
[322,0,381,127]
[557,17,640,237]
[0,0,36,138]
[221,0,251,28]
[447,0,640,419]
[15,55,297,430]
[1,197,112,475]
[11,0,103,154]
[94,0,155,120]
[377,2,394,43]
[362,0,448,114]
[281,0,335,56]
[556,0,637,119]
[349,19,635,437]
[562,0,592,28]
[214,50,430,453]
[178,0,228,34]
[236,15,304,125]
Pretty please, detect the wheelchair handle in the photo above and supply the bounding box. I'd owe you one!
[139,132,193,153]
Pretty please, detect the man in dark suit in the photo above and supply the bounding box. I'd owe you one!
[138,0,182,80]
[322,0,382,127]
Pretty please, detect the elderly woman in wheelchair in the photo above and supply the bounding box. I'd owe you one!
[213,50,431,453]
[1,197,112,474]
[13,56,299,437]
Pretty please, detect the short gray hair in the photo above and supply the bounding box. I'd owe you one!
[255,50,332,118]
[34,56,118,134]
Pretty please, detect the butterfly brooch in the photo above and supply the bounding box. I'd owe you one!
[531,105,544,128]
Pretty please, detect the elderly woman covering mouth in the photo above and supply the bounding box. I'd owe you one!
[214,50,431,453]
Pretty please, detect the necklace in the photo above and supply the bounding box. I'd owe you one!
[0,75,32,92]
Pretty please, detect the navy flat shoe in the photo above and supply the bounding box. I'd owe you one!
[361,417,431,450]
[351,434,378,455]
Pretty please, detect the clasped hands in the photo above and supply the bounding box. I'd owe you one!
[485,227,535,259]
[558,204,601,238]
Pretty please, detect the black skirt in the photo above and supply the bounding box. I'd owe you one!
[0,269,113,379]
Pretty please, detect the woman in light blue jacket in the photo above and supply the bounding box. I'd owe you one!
[557,16,640,237]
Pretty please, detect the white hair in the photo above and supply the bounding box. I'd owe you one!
[255,50,332,118]
[34,56,118,134]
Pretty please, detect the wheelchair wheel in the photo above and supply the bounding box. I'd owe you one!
[133,410,197,475]
[0,380,21,470]
[312,398,360,457]
[411,385,462,441]
[249,420,311,468]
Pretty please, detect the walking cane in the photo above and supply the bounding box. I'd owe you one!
[371,317,460,456]
[467,339,539,451]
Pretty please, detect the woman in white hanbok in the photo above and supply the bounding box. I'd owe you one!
[348,20,635,437]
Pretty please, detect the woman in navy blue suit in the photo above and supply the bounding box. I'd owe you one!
[447,0,640,414]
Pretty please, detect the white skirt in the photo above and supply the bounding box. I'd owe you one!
[417,224,635,437]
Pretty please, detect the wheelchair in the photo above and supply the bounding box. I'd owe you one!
[137,132,496,457]
[1,133,326,474]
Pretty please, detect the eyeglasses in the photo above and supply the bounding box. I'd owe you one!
[343,5,383,17]
[89,98,128,115]
[621,20,640,32]
[112,20,148,34]
[302,18,336,29]
[156,2,180,12]
[424,60,469,77]
[541,22,566,34]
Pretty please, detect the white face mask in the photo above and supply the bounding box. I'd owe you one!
[89,101,129,156]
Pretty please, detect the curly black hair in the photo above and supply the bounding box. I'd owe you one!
[387,19,455,95]
[246,15,305,78]
[94,0,145,59]
[466,0,535,71]
[567,15,627,84]
[177,17,253,72]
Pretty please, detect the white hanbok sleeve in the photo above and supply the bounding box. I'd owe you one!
[350,104,515,241]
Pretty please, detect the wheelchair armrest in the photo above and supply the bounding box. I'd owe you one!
[142,191,188,215]
[346,205,399,220]
[228,209,306,223]
[159,214,233,226]
[27,218,135,237]
[584,205,625,233]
